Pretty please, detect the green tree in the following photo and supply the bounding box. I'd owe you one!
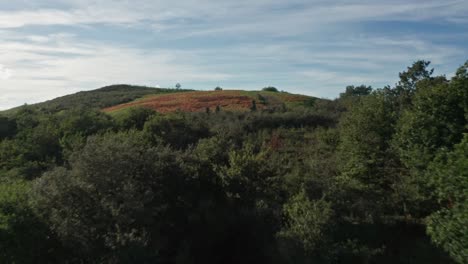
[143,113,209,149]
[337,91,403,219]
[0,180,62,263]
[216,144,282,204]
[277,190,333,258]
[114,107,156,130]
[262,86,279,92]
[426,135,468,264]
[0,116,17,139]
[33,131,199,262]
[394,76,464,171]
[398,60,434,92]
[394,60,434,110]
[339,85,372,98]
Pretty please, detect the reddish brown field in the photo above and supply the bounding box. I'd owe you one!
[104,91,251,113]
[103,90,311,114]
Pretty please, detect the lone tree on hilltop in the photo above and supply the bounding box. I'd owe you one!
[262,86,278,92]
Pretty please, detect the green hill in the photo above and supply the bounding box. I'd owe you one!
[0,84,192,116]
[1,85,319,116]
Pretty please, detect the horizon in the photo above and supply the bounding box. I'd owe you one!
[1,0,467,110]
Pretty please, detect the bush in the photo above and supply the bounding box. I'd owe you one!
[262,86,279,92]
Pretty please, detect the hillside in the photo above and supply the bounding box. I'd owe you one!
[0,84,192,116]
[0,85,317,116]
[103,90,317,114]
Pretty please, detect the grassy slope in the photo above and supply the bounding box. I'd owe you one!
[103,90,317,114]
[1,85,319,117]
[0,84,192,116]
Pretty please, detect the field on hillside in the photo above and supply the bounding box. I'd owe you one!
[103,90,314,113]
[0,85,192,116]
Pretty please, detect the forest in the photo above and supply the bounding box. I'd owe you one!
[0,60,467,263]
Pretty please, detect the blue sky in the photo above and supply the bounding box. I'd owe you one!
[0,0,467,110]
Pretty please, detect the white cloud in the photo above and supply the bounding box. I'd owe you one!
[0,33,234,109]
[0,0,466,33]
[0,64,12,80]
[0,0,466,109]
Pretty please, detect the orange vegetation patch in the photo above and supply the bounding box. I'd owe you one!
[103,91,262,113]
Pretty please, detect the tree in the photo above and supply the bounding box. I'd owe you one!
[113,107,156,130]
[394,60,435,110]
[143,114,209,149]
[0,180,62,263]
[277,190,333,257]
[0,116,17,139]
[398,60,434,92]
[215,86,222,91]
[337,91,403,219]
[33,131,200,262]
[262,86,279,92]
[394,77,464,171]
[339,85,372,98]
[426,135,468,264]
[175,83,181,89]
[338,85,373,111]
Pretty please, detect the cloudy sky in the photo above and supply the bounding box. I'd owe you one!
[0,0,467,110]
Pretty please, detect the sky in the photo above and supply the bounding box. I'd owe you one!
[0,0,467,110]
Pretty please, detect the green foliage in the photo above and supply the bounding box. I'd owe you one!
[0,180,61,263]
[398,60,434,92]
[278,190,333,254]
[0,116,17,139]
[339,85,372,98]
[143,113,210,149]
[394,76,465,171]
[392,60,435,111]
[337,91,403,219]
[113,107,156,130]
[217,144,282,204]
[33,131,198,261]
[262,86,279,92]
[426,135,468,264]
[57,108,113,136]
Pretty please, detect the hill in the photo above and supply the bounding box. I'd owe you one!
[0,84,192,116]
[103,90,317,114]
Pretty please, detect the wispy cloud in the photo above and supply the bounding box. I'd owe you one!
[0,0,467,109]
